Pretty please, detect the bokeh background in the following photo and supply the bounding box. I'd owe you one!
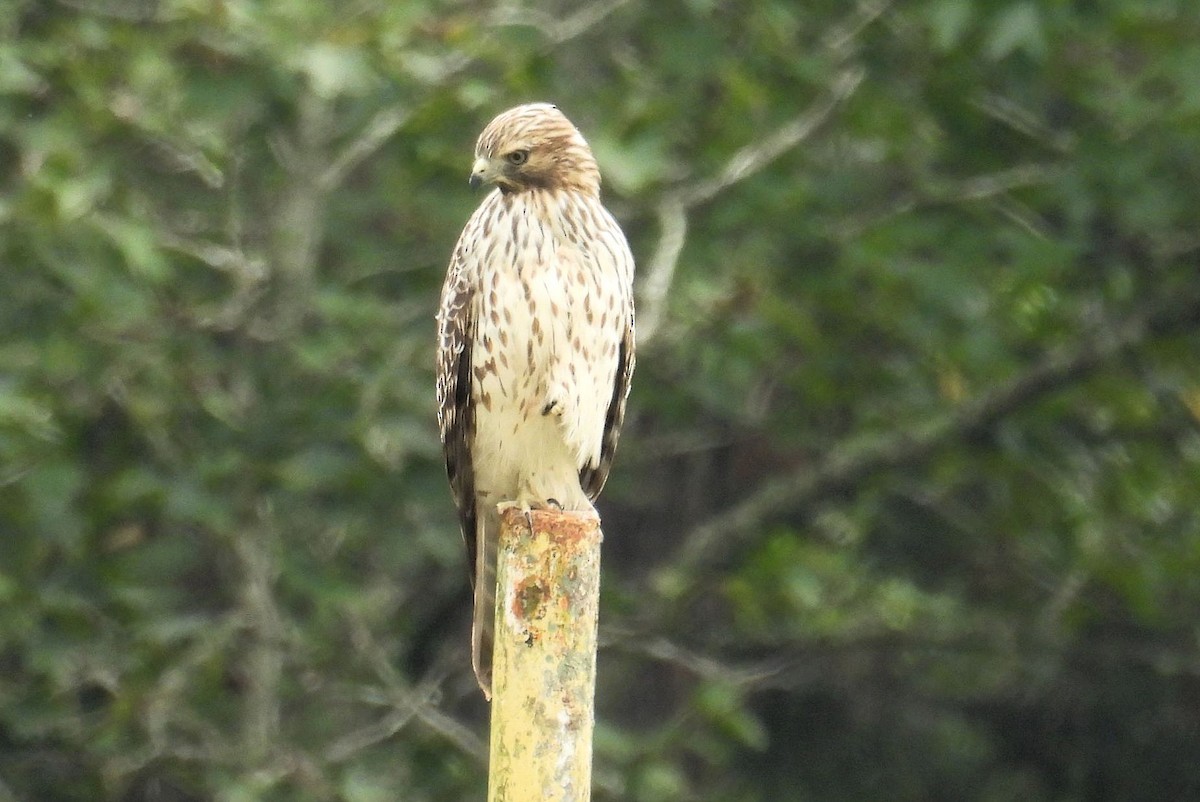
[3,1,1200,800]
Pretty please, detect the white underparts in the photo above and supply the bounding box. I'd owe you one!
[469,190,630,512]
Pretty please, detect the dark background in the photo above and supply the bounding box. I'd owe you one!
[2,0,1199,799]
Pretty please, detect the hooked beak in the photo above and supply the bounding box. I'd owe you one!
[468,157,493,189]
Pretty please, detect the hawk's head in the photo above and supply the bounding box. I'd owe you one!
[469,103,601,197]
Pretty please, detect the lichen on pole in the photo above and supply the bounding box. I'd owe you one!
[487,506,602,802]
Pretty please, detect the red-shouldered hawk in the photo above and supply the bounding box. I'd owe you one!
[436,103,635,699]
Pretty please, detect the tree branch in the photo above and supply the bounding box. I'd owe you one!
[637,198,688,345]
[234,519,286,767]
[319,106,415,193]
[319,0,632,193]
[822,0,897,57]
[603,626,786,687]
[486,0,632,44]
[649,289,1200,610]
[679,68,866,210]
[324,687,435,764]
[636,67,865,344]
[834,162,1063,240]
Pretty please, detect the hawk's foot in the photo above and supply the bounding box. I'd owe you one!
[498,494,567,532]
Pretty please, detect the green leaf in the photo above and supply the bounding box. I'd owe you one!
[986,3,1045,61]
[928,0,974,52]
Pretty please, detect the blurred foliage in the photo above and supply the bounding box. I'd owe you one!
[2,0,1200,800]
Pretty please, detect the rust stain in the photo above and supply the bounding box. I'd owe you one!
[512,578,548,624]
[498,507,601,549]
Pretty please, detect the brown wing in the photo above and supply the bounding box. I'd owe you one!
[580,310,635,501]
[435,242,478,585]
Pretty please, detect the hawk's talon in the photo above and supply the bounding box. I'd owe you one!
[497,499,536,533]
[546,498,563,510]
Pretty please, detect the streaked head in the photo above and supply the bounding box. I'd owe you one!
[469,103,601,196]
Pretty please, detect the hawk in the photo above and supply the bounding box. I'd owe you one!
[435,103,636,698]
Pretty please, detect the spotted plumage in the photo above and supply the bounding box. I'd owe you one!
[435,103,635,698]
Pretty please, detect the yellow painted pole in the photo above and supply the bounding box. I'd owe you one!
[488,506,602,802]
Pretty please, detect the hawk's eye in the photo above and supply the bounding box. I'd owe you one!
[506,150,529,166]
